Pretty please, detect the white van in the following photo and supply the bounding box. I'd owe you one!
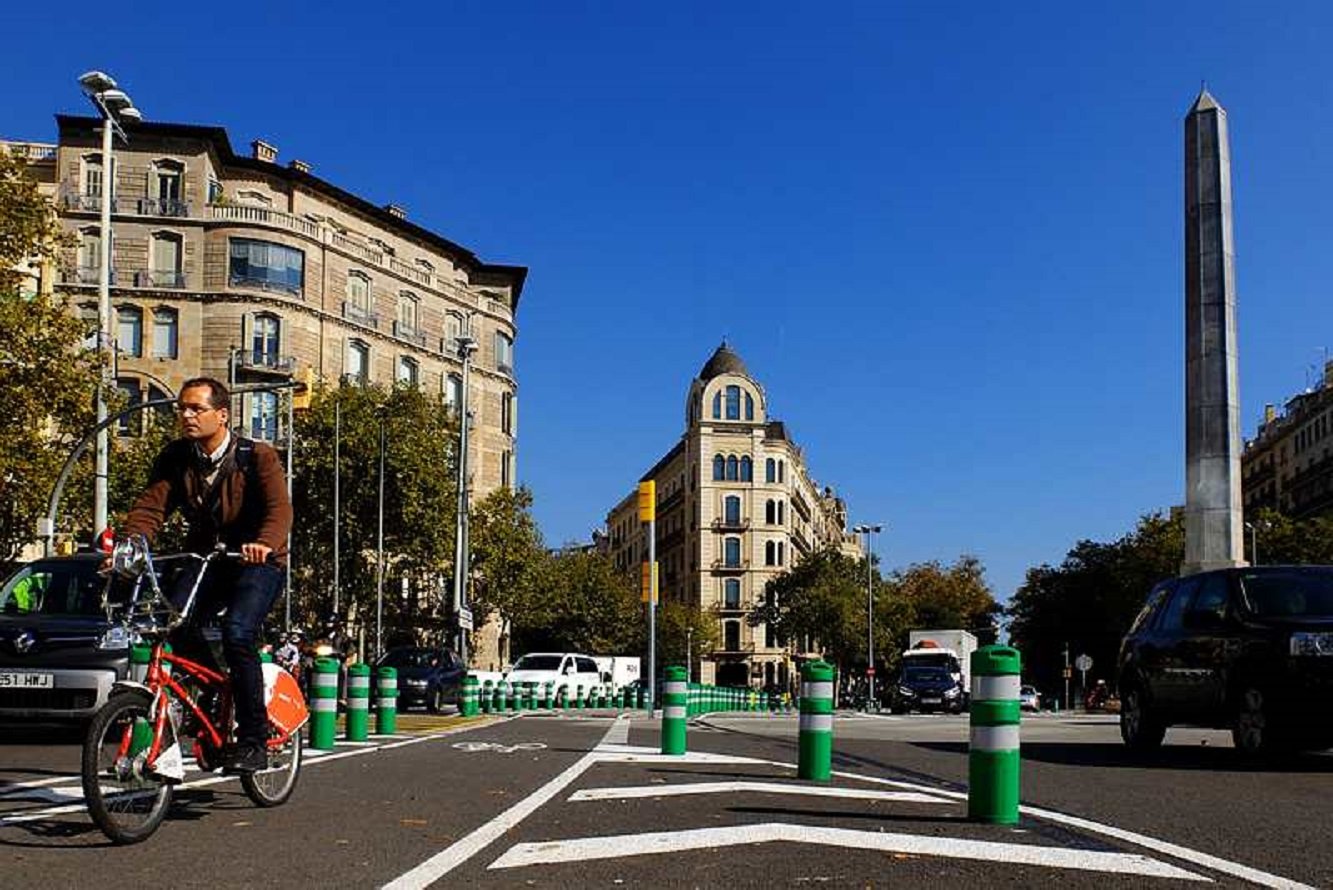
[505,652,602,697]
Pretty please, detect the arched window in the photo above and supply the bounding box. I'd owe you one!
[724,621,741,651]
[725,385,741,420]
[397,291,419,335]
[740,456,752,481]
[725,455,738,481]
[778,460,786,483]
[765,458,776,484]
[778,542,786,566]
[777,501,785,525]
[724,496,741,526]
[149,232,183,287]
[148,159,184,215]
[152,307,178,359]
[81,153,107,200]
[745,391,754,420]
[117,305,142,357]
[444,373,462,413]
[724,579,740,609]
[115,377,142,436]
[346,271,371,314]
[712,391,722,419]
[724,537,741,567]
[765,541,776,566]
[252,313,280,366]
[79,227,102,277]
[765,500,775,524]
[346,339,369,385]
[713,455,725,481]
[397,355,419,386]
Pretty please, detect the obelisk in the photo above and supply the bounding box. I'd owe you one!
[1182,88,1245,574]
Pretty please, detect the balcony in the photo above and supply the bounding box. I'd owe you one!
[392,321,428,348]
[711,559,749,574]
[63,192,116,213]
[137,197,191,218]
[135,270,186,289]
[712,517,750,532]
[61,267,115,285]
[342,301,379,330]
[497,360,514,377]
[3,141,56,162]
[234,350,296,376]
[389,256,431,287]
[211,204,322,240]
[712,641,756,656]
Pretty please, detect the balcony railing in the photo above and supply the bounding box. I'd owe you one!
[62,267,116,285]
[137,197,191,217]
[392,321,428,348]
[342,301,379,329]
[3,141,57,161]
[235,351,296,375]
[389,256,432,286]
[712,559,749,573]
[712,517,750,532]
[63,192,115,212]
[332,232,383,264]
[713,641,756,655]
[210,204,322,240]
[136,270,186,289]
[229,274,302,297]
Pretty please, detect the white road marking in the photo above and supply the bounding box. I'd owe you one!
[0,775,81,795]
[487,822,1208,881]
[381,722,621,890]
[603,715,631,746]
[568,780,953,805]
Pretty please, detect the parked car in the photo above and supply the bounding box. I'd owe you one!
[0,554,128,722]
[1020,685,1042,712]
[377,646,466,713]
[1117,565,1333,755]
[505,652,603,700]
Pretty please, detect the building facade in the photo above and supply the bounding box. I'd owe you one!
[604,343,861,690]
[1242,361,1333,520]
[3,117,526,664]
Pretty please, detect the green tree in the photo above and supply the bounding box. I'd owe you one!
[513,547,639,655]
[1247,507,1333,565]
[0,151,100,566]
[469,486,547,651]
[657,600,721,680]
[888,555,1002,648]
[748,547,867,675]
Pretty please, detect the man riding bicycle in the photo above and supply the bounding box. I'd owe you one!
[118,376,292,774]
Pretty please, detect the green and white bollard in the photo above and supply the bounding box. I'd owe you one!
[346,662,371,741]
[480,680,493,714]
[492,681,505,713]
[968,645,1022,824]
[661,665,688,755]
[376,666,398,735]
[130,642,151,684]
[460,674,479,717]
[798,661,835,781]
[311,657,339,750]
[542,681,553,711]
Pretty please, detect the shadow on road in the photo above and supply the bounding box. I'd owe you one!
[0,724,83,746]
[912,740,1333,773]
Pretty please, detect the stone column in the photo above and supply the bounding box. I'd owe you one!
[1183,89,1245,574]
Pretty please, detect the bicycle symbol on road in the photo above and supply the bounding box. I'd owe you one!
[452,741,548,755]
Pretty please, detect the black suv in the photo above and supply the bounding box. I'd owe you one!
[377,646,466,713]
[1117,565,1333,755]
[0,555,129,721]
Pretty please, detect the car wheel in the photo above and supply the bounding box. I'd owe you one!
[427,687,444,714]
[1119,684,1166,752]
[1232,685,1290,756]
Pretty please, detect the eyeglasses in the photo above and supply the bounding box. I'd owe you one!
[175,404,216,417]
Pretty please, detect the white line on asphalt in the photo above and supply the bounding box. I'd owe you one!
[0,774,81,795]
[486,822,1208,881]
[603,715,631,746]
[567,781,953,805]
[381,721,621,890]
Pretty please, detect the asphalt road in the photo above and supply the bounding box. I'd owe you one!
[1,709,1328,888]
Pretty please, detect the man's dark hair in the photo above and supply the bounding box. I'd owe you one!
[180,377,231,412]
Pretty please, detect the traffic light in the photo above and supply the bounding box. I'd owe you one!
[292,368,315,411]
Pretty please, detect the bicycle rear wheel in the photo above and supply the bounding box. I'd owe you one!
[82,691,174,844]
[241,727,302,807]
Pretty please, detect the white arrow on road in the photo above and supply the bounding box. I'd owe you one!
[487,822,1208,882]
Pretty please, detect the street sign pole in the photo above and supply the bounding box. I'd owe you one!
[639,481,657,711]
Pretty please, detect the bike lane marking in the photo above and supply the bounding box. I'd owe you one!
[567,779,950,804]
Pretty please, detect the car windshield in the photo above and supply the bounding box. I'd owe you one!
[1240,570,1333,618]
[902,665,950,681]
[512,654,562,671]
[381,648,443,668]
[0,561,106,616]
[903,653,957,672]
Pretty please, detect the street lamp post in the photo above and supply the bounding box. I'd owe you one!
[375,404,388,662]
[447,311,478,666]
[78,71,141,540]
[686,625,694,683]
[852,523,883,708]
[1244,521,1258,566]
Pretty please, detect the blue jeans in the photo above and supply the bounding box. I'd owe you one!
[169,560,284,748]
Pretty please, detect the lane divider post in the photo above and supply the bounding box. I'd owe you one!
[798,660,834,781]
[345,662,370,741]
[376,665,398,735]
[661,665,688,755]
[968,645,1022,824]
[311,657,339,750]
[460,673,479,717]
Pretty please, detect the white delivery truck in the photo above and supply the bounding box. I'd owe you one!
[906,629,979,697]
[593,656,641,691]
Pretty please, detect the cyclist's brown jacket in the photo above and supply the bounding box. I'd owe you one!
[121,436,293,566]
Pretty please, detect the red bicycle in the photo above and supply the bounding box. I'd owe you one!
[81,536,307,844]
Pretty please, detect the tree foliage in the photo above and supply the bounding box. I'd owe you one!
[469,485,547,647]
[512,547,640,655]
[888,555,1002,647]
[0,151,100,566]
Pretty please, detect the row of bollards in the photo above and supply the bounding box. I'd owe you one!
[309,659,398,750]
[654,646,1024,825]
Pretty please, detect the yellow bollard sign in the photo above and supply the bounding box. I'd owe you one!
[640,561,658,603]
[638,481,656,522]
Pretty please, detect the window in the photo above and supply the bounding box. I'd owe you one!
[207,179,223,203]
[346,271,371,314]
[766,458,776,484]
[724,579,740,609]
[713,455,725,481]
[346,339,369,385]
[79,229,102,275]
[724,537,741,567]
[150,232,182,287]
[778,460,785,483]
[502,392,515,435]
[229,238,304,294]
[82,154,105,198]
[397,356,419,386]
[712,392,722,419]
[444,373,462,413]
[745,391,754,421]
[78,302,98,349]
[153,160,182,203]
[725,455,738,481]
[777,501,785,525]
[251,313,280,366]
[115,378,142,436]
[724,496,741,526]
[251,391,279,441]
[766,500,776,524]
[397,291,419,332]
[724,621,741,652]
[726,385,741,420]
[778,542,785,566]
[415,258,434,277]
[117,305,142,357]
[152,308,178,359]
[740,456,753,482]
[495,332,514,375]
[502,449,513,488]
[765,541,776,566]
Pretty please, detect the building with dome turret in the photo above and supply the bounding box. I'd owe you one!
[603,343,861,689]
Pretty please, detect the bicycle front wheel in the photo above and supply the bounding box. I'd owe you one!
[82,691,174,844]
[241,726,303,807]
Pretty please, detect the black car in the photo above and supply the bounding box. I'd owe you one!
[1117,565,1333,755]
[377,646,465,713]
[0,554,129,721]
[891,661,966,714]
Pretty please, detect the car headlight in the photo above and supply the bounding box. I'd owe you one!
[943,687,960,698]
[897,686,915,697]
[1290,631,1333,656]
[406,678,428,687]
[97,625,131,650]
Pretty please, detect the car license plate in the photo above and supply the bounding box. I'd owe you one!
[0,671,54,689]
[922,697,941,704]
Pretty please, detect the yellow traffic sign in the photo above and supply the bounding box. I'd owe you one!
[638,481,656,522]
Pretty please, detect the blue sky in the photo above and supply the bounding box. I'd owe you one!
[8,3,1333,603]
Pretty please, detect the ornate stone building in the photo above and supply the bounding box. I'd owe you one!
[604,343,861,689]
[3,117,526,664]
[1242,361,1333,520]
